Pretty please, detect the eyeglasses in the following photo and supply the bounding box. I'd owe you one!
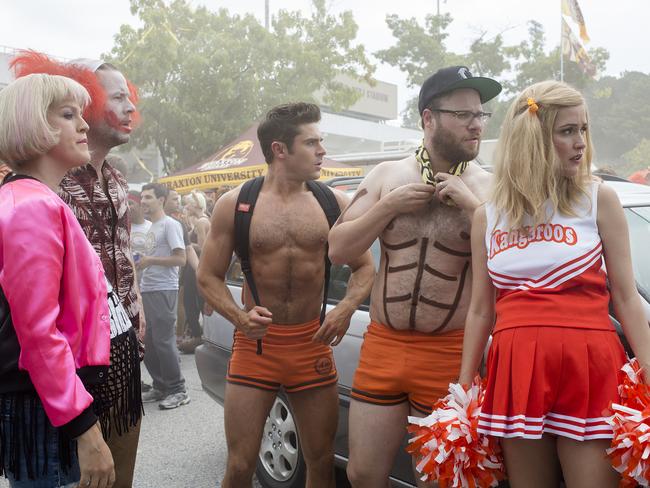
[431,109,492,124]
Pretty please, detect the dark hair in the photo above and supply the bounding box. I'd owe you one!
[141,182,169,200]
[257,102,321,164]
[421,93,452,127]
[96,62,118,72]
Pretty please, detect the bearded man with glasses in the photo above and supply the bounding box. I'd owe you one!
[328,66,502,487]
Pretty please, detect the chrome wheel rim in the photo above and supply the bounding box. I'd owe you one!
[259,396,299,482]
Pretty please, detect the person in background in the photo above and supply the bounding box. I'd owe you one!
[178,190,211,353]
[203,188,218,216]
[138,183,190,409]
[128,190,152,284]
[458,80,650,487]
[163,188,200,340]
[0,73,115,488]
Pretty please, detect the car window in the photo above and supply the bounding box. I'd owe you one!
[625,206,650,300]
[328,240,380,309]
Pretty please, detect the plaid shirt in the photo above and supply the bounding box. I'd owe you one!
[58,162,140,331]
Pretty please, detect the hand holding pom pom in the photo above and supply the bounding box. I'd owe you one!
[407,377,505,488]
[606,358,650,487]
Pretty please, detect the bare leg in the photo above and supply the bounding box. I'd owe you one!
[104,417,141,488]
[409,407,438,488]
[346,399,410,488]
[221,383,278,488]
[501,435,561,488]
[557,437,618,488]
[287,385,338,488]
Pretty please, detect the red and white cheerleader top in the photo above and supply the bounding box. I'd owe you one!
[484,182,612,333]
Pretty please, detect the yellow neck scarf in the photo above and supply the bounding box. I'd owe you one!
[415,140,469,187]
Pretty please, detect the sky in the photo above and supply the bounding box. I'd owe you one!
[2,0,647,114]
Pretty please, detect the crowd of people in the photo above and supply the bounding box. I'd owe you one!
[0,47,649,488]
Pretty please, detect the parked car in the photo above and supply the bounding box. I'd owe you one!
[195,175,650,488]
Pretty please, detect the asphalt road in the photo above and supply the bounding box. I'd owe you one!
[134,353,239,487]
[1,354,262,488]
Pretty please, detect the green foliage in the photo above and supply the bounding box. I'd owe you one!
[375,13,457,89]
[585,72,650,165]
[620,139,650,176]
[377,14,643,160]
[106,0,373,170]
[377,13,513,130]
[506,21,608,94]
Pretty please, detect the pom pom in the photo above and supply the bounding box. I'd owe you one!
[606,358,650,487]
[407,378,505,487]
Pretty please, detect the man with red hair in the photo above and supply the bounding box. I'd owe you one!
[12,51,143,488]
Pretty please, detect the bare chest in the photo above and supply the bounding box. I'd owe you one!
[249,195,329,253]
[372,201,473,331]
[381,202,472,261]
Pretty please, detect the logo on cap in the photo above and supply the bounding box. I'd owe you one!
[458,67,471,79]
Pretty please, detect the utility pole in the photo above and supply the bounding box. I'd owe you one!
[265,0,270,30]
[560,3,570,81]
[436,0,440,42]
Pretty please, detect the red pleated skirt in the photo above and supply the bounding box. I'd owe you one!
[479,326,627,441]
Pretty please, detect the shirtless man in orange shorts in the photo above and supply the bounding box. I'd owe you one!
[197,102,374,488]
[328,66,502,487]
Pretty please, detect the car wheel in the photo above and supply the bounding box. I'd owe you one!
[255,391,306,488]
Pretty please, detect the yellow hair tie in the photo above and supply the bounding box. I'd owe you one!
[527,97,539,114]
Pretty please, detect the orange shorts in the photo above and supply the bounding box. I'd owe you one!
[351,321,464,414]
[227,318,338,394]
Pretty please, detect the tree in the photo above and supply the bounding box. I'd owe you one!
[375,14,454,128]
[105,0,374,170]
[375,13,457,90]
[506,21,608,95]
[375,13,510,129]
[472,21,610,139]
[620,139,650,176]
[586,71,650,165]
[376,15,613,140]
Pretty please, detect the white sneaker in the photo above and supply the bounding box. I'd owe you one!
[142,388,165,403]
[158,391,190,410]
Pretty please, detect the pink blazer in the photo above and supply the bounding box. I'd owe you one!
[0,178,110,427]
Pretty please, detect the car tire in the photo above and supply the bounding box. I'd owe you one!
[255,391,306,488]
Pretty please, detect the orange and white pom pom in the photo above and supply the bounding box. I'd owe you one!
[407,378,505,488]
[606,358,650,487]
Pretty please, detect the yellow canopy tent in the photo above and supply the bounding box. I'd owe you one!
[158,124,362,193]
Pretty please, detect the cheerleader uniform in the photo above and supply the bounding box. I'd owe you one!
[478,182,627,441]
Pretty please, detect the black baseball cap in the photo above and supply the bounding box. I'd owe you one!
[418,65,502,114]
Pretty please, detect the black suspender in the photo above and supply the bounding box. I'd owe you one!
[234,177,341,355]
[305,179,341,328]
